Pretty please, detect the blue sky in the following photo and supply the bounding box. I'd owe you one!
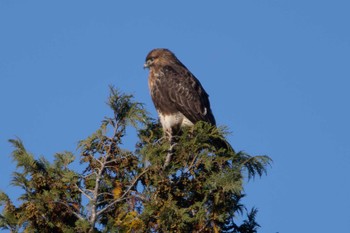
[1,1,349,232]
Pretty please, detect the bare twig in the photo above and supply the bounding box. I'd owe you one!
[97,192,113,198]
[88,155,107,233]
[186,153,199,173]
[75,184,93,201]
[54,201,85,221]
[96,168,149,216]
[83,171,98,179]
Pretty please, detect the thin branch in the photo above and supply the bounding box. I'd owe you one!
[96,168,149,216]
[75,184,92,201]
[104,165,118,169]
[97,199,114,205]
[54,201,85,221]
[88,155,107,232]
[133,193,149,202]
[186,153,199,173]
[82,172,98,179]
[94,157,104,168]
[97,192,113,198]
[84,188,95,194]
[104,159,118,165]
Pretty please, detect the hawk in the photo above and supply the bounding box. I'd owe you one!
[144,48,217,142]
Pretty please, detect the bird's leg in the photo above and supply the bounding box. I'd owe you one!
[163,143,176,169]
[155,124,170,145]
[163,129,177,169]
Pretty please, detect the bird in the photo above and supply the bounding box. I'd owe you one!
[144,48,230,166]
[144,48,216,137]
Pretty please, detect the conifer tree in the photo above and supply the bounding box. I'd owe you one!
[0,87,271,232]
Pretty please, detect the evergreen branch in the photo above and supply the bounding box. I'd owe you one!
[197,222,210,232]
[0,219,18,233]
[2,88,271,232]
[238,154,271,179]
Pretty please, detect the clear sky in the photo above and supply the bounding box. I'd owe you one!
[1,1,349,232]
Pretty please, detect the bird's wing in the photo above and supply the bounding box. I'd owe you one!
[161,65,216,125]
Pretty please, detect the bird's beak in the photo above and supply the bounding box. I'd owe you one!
[144,60,152,69]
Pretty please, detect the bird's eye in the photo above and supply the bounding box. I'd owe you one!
[149,57,154,62]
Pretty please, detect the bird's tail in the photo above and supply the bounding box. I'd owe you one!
[211,137,235,154]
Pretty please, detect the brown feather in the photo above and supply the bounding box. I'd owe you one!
[145,48,216,137]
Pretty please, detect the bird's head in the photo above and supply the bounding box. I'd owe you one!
[144,48,177,69]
